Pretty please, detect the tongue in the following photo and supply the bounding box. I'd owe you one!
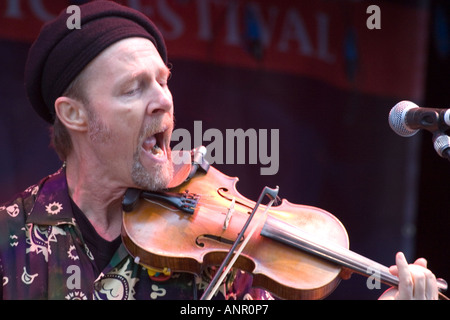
[142,135,156,152]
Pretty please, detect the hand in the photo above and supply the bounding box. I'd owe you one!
[378,252,438,300]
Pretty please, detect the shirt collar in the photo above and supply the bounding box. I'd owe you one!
[26,166,76,226]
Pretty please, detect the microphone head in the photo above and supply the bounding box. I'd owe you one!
[192,145,207,164]
[388,100,420,137]
[433,133,450,158]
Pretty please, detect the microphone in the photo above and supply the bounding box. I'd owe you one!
[187,146,209,180]
[388,101,450,137]
[433,133,450,160]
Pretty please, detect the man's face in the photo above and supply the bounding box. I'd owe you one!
[79,37,174,191]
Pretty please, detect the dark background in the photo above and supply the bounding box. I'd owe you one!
[416,0,450,298]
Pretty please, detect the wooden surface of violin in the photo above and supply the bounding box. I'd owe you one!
[122,165,350,300]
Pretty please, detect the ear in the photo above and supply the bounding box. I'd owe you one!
[54,96,88,131]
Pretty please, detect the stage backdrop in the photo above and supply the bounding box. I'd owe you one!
[0,0,432,299]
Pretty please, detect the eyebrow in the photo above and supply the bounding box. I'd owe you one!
[115,66,171,89]
[159,66,172,82]
[118,67,172,85]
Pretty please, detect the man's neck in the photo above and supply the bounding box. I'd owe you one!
[65,157,126,241]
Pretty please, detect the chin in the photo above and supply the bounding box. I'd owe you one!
[131,154,174,191]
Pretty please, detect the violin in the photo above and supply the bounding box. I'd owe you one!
[121,148,448,300]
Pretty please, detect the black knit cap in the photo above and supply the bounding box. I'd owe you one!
[25,0,167,124]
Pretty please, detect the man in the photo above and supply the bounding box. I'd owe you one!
[0,1,441,300]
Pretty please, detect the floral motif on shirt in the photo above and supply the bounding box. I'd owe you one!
[45,201,63,215]
[65,291,88,300]
[25,223,67,262]
[5,204,19,218]
[93,259,138,300]
[67,245,79,261]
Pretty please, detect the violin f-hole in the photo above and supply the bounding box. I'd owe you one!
[217,187,253,210]
[195,234,243,248]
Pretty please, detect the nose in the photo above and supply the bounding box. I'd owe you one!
[146,82,173,115]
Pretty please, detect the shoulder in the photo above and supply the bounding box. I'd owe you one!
[0,167,65,223]
[0,168,58,234]
[0,183,40,233]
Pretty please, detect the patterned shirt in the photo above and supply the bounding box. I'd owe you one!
[0,167,270,300]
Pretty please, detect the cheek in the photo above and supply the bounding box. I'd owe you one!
[90,99,145,152]
[91,117,139,161]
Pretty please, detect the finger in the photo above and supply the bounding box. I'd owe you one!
[425,269,438,300]
[389,265,398,276]
[413,257,428,269]
[395,252,414,299]
[412,257,438,299]
[388,254,425,277]
[410,267,426,299]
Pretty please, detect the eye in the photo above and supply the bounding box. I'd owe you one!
[123,82,143,97]
[124,87,140,96]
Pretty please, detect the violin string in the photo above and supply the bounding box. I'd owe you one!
[187,193,246,213]
[203,198,275,300]
[144,198,180,211]
[143,193,251,220]
[195,192,256,212]
[197,200,227,212]
[196,199,256,220]
[144,196,234,214]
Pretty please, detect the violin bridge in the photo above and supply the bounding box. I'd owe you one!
[223,197,235,230]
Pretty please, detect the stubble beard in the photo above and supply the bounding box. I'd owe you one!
[87,110,174,191]
[131,148,174,191]
[131,120,174,191]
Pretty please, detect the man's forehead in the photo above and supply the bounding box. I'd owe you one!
[76,40,171,99]
[86,37,167,77]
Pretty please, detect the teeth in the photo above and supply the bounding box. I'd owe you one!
[151,144,163,156]
[142,130,166,158]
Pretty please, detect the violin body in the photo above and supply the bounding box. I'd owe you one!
[122,164,350,300]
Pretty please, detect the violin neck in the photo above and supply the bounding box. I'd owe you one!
[260,215,399,288]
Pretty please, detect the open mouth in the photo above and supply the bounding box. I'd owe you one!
[142,130,167,159]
